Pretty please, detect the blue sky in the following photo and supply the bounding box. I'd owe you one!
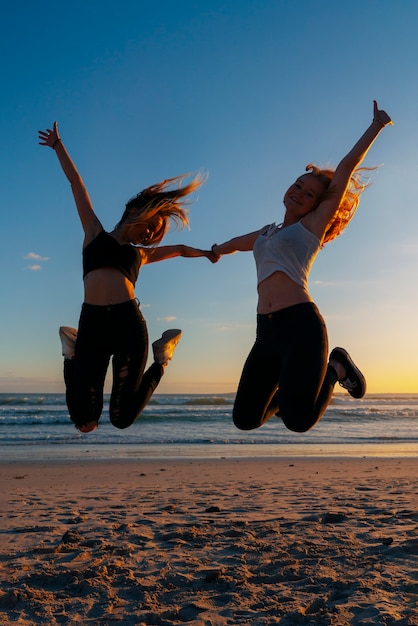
[1,0,418,393]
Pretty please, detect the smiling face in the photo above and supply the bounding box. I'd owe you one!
[126,215,164,245]
[283,174,327,219]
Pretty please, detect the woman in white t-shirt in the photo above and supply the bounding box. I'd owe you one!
[212,101,392,433]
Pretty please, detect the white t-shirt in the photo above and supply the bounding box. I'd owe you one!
[253,221,321,290]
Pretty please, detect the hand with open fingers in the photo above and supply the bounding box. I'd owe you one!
[38,121,61,148]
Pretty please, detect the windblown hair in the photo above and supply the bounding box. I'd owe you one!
[304,163,374,245]
[115,173,206,245]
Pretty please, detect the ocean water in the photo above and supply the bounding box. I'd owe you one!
[1,392,418,460]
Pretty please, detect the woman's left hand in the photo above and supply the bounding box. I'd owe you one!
[373,100,393,127]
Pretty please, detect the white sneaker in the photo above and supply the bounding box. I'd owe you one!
[152,329,182,365]
[59,326,78,359]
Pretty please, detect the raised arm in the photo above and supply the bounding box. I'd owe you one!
[305,101,393,239]
[141,244,220,265]
[38,122,102,244]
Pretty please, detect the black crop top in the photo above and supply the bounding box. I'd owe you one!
[82,230,142,286]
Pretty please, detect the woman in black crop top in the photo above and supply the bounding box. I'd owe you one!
[39,122,218,433]
[211,101,392,435]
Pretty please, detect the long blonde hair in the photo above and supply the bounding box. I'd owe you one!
[305,163,374,245]
[116,173,206,245]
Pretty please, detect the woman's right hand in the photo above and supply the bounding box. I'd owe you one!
[38,121,61,148]
[373,100,393,127]
[38,120,100,238]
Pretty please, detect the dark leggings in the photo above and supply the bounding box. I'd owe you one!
[233,302,338,433]
[64,300,163,429]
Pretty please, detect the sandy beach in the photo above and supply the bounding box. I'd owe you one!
[1,455,418,625]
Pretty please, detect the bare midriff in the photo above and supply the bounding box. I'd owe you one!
[256,271,312,314]
[83,268,136,305]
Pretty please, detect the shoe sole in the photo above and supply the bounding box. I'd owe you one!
[152,329,182,350]
[59,326,78,342]
[152,329,182,364]
[59,326,78,358]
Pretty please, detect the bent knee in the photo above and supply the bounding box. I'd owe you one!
[109,413,135,430]
[281,413,316,433]
[233,414,260,431]
[284,424,312,433]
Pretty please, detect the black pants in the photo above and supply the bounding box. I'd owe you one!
[232,302,338,433]
[64,300,163,429]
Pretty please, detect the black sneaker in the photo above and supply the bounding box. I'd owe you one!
[329,347,366,399]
